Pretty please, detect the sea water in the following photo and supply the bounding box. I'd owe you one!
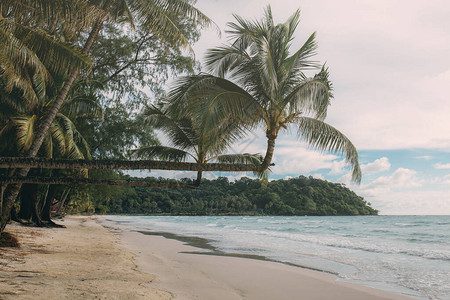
[106,215,450,300]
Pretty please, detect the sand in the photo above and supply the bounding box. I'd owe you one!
[0,216,171,299]
[1,216,414,299]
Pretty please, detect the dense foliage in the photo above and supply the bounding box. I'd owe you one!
[94,176,377,216]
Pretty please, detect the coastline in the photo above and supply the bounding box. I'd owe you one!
[1,216,414,299]
[101,216,415,300]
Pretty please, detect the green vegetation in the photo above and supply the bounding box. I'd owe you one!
[133,102,264,186]
[168,7,361,182]
[0,0,214,231]
[1,2,366,234]
[93,176,377,216]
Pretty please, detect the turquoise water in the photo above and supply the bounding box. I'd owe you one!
[107,215,450,299]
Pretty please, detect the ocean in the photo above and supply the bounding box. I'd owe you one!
[106,215,450,300]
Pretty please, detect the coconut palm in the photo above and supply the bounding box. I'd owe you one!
[134,101,263,186]
[168,6,361,183]
[0,77,96,226]
[0,0,100,103]
[1,0,215,232]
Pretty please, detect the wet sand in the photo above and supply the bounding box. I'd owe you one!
[1,216,414,299]
[101,217,415,300]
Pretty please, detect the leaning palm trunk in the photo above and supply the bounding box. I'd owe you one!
[0,5,111,232]
[261,134,277,170]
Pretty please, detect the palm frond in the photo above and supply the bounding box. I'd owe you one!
[204,45,250,77]
[129,0,217,50]
[282,66,332,120]
[169,74,263,128]
[1,0,104,36]
[214,153,263,165]
[62,95,103,120]
[12,115,37,152]
[132,145,192,162]
[143,104,196,150]
[214,153,267,179]
[296,117,361,183]
[49,118,67,156]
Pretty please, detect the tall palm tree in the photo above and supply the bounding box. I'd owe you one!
[168,6,361,183]
[1,0,215,232]
[134,101,263,186]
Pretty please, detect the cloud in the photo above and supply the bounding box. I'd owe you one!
[339,167,431,214]
[373,168,421,188]
[434,163,450,169]
[271,143,344,175]
[367,189,450,215]
[361,157,391,173]
[194,0,450,150]
[416,155,433,160]
[311,173,325,180]
[440,174,450,185]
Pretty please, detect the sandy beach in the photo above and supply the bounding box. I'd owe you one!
[0,216,170,299]
[1,216,414,299]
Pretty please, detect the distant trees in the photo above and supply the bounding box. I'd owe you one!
[99,176,377,216]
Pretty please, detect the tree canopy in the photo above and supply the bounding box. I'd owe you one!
[93,175,377,216]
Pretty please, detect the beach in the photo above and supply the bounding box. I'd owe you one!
[0,216,415,299]
[0,216,170,299]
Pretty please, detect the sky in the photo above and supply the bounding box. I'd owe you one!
[142,0,450,215]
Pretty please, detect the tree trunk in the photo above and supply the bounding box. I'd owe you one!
[0,157,263,172]
[18,184,38,222]
[41,185,63,227]
[0,176,197,188]
[0,3,111,233]
[0,184,5,217]
[261,133,277,170]
[55,187,71,217]
[39,184,50,215]
[32,191,45,227]
[195,171,203,186]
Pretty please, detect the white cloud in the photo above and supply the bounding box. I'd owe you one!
[440,174,450,185]
[195,0,450,150]
[416,155,433,160]
[373,168,421,188]
[361,157,391,173]
[340,168,435,214]
[328,160,347,175]
[434,163,450,169]
[367,189,450,215]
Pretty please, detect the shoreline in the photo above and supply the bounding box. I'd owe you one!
[101,216,415,300]
[0,216,415,299]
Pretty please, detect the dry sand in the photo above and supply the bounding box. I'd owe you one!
[0,216,170,299]
[1,216,414,300]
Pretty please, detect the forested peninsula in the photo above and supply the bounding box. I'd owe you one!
[86,175,377,216]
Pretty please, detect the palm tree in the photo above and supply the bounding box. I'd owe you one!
[0,0,100,103]
[134,101,263,186]
[0,78,95,226]
[168,6,361,183]
[1,0,215,232]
